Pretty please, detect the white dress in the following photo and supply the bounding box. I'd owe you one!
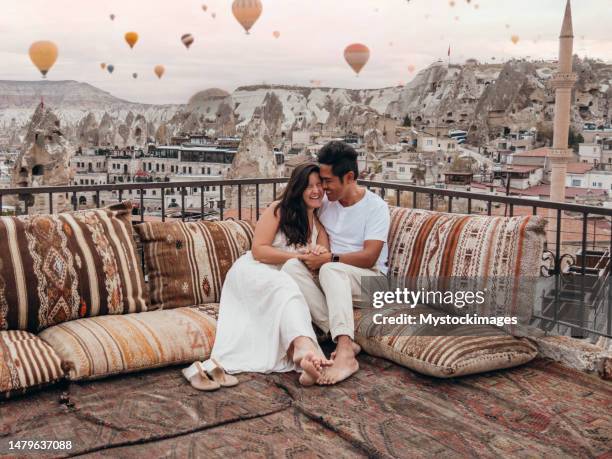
[210,223,322,374]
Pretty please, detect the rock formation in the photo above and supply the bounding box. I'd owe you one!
[11,103,74,214]
[1,58,609,150]
[224,107,282,211]
[390,57,610,143]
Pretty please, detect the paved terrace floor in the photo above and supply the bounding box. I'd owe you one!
[1,349,611,458]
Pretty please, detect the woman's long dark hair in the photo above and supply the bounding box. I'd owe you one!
[274,162,320,247]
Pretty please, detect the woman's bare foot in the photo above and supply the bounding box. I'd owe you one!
[295,351,332,386]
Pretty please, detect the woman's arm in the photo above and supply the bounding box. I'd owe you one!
[251,202,304,265]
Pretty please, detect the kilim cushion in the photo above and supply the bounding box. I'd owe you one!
[386,207,546,325]
[354,307,538,378]
[38,307,217,381]
[387,205,546,278]
[0,202,148,332]
[135,220,254,309]
[0,330,64,398]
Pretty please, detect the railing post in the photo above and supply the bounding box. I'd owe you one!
[509,203,514,217]
[72,191,77,211]
[256,184,260,220]
[219,186,224,220]
[429,194,434,211]
[412,191,417,209]
[273,182,277,201]
[96,190,101,208]
[238,184,242,220]
[581,213,588,275]
[396,188,400,207]
[161,188,166,222]
[467,198,472,215]
[48,193,53,214]
[140,190,144,223]
[181,187,186,222]
[200,186,205,221]
[0,194,2,214]
[448,196,453,213]
[487,200,492,216]
[555,209,562,275]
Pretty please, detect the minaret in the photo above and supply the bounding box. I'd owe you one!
[548,0,577,203]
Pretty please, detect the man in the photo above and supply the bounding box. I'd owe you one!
[281,141,390,384]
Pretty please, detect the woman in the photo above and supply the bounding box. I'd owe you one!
[207,163,331,386]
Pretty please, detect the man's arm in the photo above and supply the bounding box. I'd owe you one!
[303,199,390,271]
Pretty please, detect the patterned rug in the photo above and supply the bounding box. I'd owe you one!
[0,356,610,458]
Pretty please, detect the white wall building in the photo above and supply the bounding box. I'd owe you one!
[578,143,602,165]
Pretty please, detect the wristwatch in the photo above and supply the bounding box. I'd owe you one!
[331,253,340,263]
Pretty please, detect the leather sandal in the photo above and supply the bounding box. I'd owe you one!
[182,362,220,391]
[202,358,239,387]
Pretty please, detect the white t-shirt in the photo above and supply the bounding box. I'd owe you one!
[318,189,390,274]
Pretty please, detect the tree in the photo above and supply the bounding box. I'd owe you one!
[568,128,584,152]
[402,115,412,127]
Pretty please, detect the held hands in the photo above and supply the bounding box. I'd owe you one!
[298,244,331,271]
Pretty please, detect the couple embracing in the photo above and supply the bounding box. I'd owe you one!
[187,141,390,387]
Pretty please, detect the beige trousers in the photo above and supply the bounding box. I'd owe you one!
[281,259,383,341]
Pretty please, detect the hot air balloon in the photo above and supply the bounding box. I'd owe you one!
[511,35,520,45]
[202,4,208,12]
[107,64,114,74]
[273,30,280,39]
[100,62,107,70]
[181,34,194,49]
[344,43,370,76]
[232,0,262,34]
[110,14,115,21]
[132,73,138,79]
[125,31,139,49]
[154,65,165,79]
[211,12,216,19]
[407,64,416,73]
[29,41,58,78]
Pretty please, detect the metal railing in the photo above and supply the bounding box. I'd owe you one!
[1,177,610,339]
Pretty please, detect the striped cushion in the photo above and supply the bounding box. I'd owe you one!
[135,220,254,309]
[38,307,217,381]
[387,207,546,324]
[388,207,546,278]
[0,202,148,332]
[0,330,64,398]
[354,307,538,378]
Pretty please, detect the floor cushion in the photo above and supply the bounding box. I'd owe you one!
[135,220,254,310]
[38,307,217,381]
[354,307,538,378]
[0,330,64,398]
[0,201,148,332]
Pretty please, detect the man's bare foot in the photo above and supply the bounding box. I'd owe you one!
[330,341,361,360]
[317,350,359,385]
[295,351,332,386]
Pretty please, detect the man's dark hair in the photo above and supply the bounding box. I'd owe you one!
[317,141,359,182]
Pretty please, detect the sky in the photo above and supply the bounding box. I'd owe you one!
[0,0,610,105]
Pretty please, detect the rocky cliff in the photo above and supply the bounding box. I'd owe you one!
[1,57,609,149]
[390,57,611,142]
[0,80,179,148]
